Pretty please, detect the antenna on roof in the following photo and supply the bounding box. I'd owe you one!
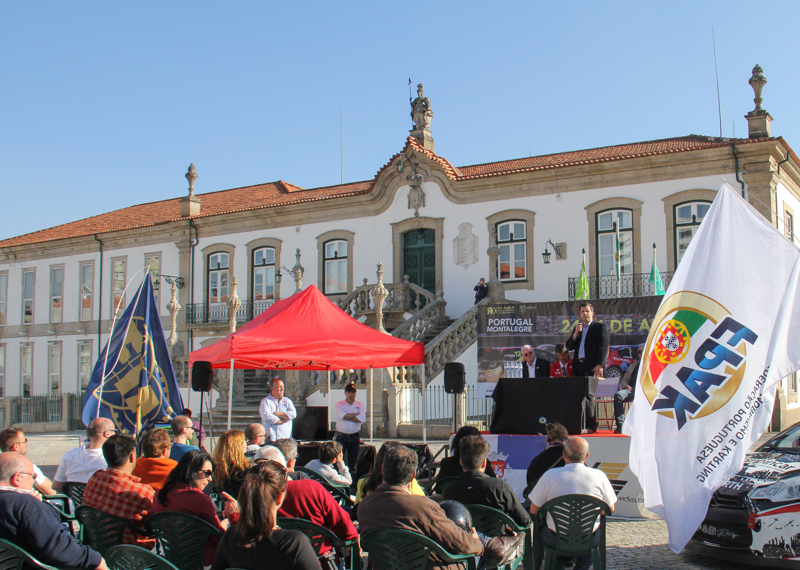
[712,27,723,138]
[341,100,344,184]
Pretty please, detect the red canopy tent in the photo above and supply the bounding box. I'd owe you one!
[189,285,426,440]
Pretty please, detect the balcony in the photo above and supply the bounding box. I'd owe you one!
[567,272,673,300]
[186,299,275,325]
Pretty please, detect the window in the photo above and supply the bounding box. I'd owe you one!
[80,263,94,321]
[20,345,32,398]
[78,342,93,392]
[51,267,63,323]
[790,372,798,394]
[496,220,527,281]
[787,212,794,243]
[22,270,34,325]
[596,210,633,277]
[112,259,126,313]
[0,273,6,326]
[0,344,5,398]
[674,201,711,266]
[146,254,161,302]
[323,240,348,294]
[208,252,229,304]
[49,344,61,395]
[252,247,276,301]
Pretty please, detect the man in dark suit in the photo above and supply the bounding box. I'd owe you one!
[520,345,550,378]
[565,302,609,433]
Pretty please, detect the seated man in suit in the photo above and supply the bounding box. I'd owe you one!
[443,435,530,527]
[549,343,573,378]
[521,345,550,378]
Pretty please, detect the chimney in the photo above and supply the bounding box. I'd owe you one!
[180,163,201,217]
[746,65,772,139]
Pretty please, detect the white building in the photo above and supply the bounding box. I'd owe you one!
[2,69,800,433]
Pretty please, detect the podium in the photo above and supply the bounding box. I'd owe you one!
[489,377,589,435]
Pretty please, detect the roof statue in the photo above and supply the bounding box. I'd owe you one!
[411,83,433,131]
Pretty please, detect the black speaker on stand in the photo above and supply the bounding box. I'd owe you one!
[444,362,466,394]
[191,361,213,451]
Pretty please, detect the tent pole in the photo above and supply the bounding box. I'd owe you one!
[227,359,234,431]
[328,371,332,439]
[421,363,427,445]
[369,369,374,444]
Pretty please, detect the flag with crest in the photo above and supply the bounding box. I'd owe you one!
[82,274,183,436]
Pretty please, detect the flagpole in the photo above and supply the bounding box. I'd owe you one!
[96,265,150,419]
[227,359,234,431]
[615,221,621,297]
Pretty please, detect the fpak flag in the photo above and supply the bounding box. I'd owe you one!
[650,250,665,295]
[626,183,800,553]
[82,274,184,436]
[576,254,590,300]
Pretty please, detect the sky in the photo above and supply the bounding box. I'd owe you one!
[2,1,799,241]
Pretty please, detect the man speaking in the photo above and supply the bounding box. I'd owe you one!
[565,302,609,433]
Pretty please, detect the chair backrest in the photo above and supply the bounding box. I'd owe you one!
[277,517,348,554]
[106,545,181,570]
[41,494,71,516]
[145,512,222,570]
[361,529,475,570]
[75,505,140,557]
[430,476,458,495]
[465,504,528,535]
[64,482,86,507]
[538,494,611,555]
[294,467,348,489]
[0,538,60,570]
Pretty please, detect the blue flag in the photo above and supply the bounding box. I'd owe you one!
[82,274,183,435]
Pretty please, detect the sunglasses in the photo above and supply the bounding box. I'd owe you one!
[196,469,213,479]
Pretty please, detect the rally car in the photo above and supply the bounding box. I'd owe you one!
[686,421,800,567]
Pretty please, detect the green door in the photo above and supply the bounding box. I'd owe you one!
[403,229,436,295]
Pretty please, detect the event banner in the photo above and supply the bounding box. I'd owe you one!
[477,298,662,398]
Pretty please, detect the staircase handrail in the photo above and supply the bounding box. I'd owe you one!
[338,278,436,318]
[391,298,448,341]
[422,302,480,385]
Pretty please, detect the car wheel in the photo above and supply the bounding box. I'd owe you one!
[605,366,622,380]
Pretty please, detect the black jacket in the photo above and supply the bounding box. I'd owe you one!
[565,321,609,373]
[437,455,496,479]
[442,470,530,527]
[521,358,551,379]
[526,444,566,487]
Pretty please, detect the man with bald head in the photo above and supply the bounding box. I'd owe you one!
[530,437,616,570]
[53,418,115,492]
[259,378,296,442]
[0,453,107,569]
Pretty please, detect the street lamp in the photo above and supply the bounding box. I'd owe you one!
[542,239,563,264]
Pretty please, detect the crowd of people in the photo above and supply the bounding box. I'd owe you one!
[0,376,617,570]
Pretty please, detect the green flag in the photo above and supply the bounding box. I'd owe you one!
[576,255,590,300]
[650,249,665,295]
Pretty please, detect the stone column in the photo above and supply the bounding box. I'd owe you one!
[166,281,181,346]
[227,276,246,405]
[373,263,389,334]
[486,228,506,300]
[292,248,305,293]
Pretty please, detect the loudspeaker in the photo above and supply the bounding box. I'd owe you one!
[191,361,213,392]
[444,362,466,394]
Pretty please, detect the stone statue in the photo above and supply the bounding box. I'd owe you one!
[411,84,433,131]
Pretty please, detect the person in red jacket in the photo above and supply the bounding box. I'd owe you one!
[549,343,573,377]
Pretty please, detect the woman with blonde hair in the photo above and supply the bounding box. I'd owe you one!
[213,429,252,498]
[212,461,320,570]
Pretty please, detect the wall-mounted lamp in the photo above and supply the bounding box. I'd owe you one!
[153,274,184,291]
[542,239,563,264]
[275,248,305,294]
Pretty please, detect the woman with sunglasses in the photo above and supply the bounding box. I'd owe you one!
[212,461,321,570]
[152,449,229,566]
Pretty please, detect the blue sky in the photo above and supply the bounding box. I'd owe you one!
[2,1,798,241]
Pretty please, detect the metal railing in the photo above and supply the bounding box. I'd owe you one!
[567,272,673,300]
[186,299,275,325]
[9,394,73,425]
[398,385,493,428]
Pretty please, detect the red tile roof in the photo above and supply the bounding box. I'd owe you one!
[0,135,783,248]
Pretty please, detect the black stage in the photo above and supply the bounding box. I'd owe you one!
[489,376,589,435]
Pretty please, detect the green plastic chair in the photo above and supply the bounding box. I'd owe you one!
[294,467,350,490]
[533,494,612,570]
[465,504,530,570]
[41,494,79,538]
[75,505,153,557]
[105,545,181,570]
[145,512,223,570]
[64,482,86,507]
[361,528,476,570]
[277,517,361,570]
[429,476,459,496]
[0,538,60,570]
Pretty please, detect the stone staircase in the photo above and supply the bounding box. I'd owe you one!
[209,371,269,433]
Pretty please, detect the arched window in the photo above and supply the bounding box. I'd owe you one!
[252,247,276,301]
[207,252,229,304]
[496,220,526,281]
[674,201,711,266]
[324,240,348,294]
[596,209,633,277]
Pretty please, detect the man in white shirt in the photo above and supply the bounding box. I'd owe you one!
[530,436,616,570]
[53,418,115,491]
[0,428,56,496]
[304,441,352,487]
[259,378,297,442]
[334,382,366,479]
[244,423,266,459]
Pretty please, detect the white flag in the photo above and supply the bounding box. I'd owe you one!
[626,182,800,553]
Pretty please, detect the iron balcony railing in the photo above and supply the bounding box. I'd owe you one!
[186,299,276,325]
[9,393,82,427]
[567,271,673,300]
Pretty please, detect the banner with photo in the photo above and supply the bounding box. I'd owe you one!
[476,297,662,398]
